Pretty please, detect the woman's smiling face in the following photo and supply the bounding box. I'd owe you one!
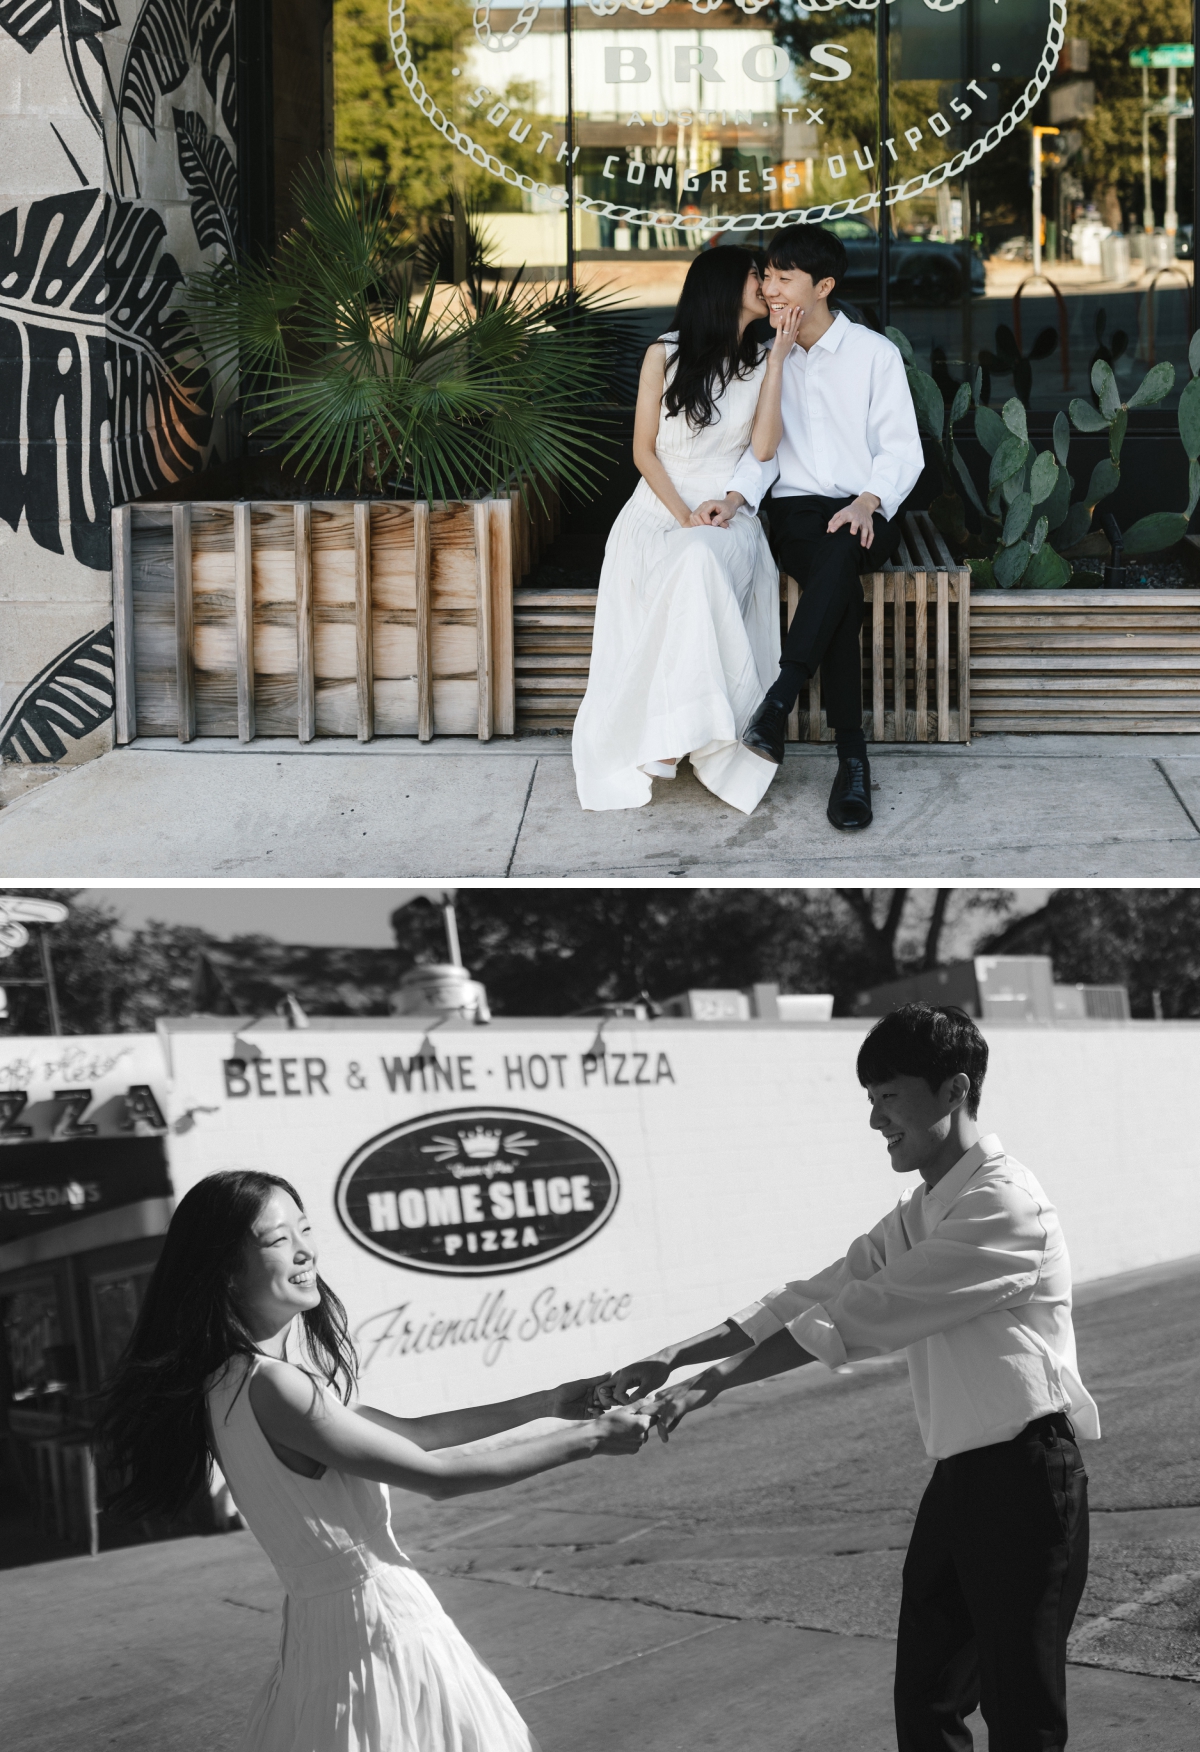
[235,1188,321,1339]
[741,264,768,326]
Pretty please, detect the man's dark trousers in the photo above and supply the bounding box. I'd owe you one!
[769,493,900,729]
[894,1412,1090,1752]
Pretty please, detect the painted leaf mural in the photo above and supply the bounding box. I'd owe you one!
[115,0,235,140]
[0,623,116,762]
[1,0,238,761]
[0,189,212,569]
[174,107,237,257]
[0,0,119,56]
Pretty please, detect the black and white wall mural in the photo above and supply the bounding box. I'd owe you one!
[0,0,238,767]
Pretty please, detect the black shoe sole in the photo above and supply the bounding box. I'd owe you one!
[827,807,873,830]
[743,736,783,766]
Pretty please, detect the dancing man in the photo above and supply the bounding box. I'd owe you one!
[602,1004,1098,1752]
[694,227,925,830]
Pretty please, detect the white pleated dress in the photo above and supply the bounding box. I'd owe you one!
[206,1355,537,1752]
[571,336,781,814]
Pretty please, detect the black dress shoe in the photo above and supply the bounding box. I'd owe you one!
[742,698,787,765]
[827,754,873,829]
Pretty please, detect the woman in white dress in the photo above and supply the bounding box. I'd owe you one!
[572,246,782,813]
[95,1171,651,1752]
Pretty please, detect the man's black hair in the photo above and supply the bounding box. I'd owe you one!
[765,226,847,294]
[856,1004,988,1119]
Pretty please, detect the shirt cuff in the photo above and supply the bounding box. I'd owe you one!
[729,1300,784,1344]
[864,476,899,522]
[785,1302,849,1370]
[725,452,776,515]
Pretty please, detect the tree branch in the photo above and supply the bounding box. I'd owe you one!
[922,890,951,971]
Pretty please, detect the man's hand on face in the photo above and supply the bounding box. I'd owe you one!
[593,1356,673,1408]
[827,492,881,549]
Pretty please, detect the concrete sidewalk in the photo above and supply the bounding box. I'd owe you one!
[5,1523,1197,1752]
[2,733,1200,878]
[6,1258,1198,1751]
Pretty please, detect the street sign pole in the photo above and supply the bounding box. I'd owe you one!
[1032,128,1058,278]
[1166,64,1179,244]
[1143,65,1155,233]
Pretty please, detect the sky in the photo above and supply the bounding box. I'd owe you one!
[65,888,1050,958]
[76,888,450,948]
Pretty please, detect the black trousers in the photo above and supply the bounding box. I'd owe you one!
[769,493,900,731]
[895,1413,1090,1752]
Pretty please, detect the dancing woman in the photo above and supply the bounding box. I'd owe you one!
[571,246,783,814]
[94,1171,650,1752]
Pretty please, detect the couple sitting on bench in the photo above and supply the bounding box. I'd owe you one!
[571,225,924,828]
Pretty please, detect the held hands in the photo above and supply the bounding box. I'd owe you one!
[549,1373,619,1420]
[592,1356,672,1408]
[827,491,881,550]
[689,493,745,530]
[587,1406,655,1456]
[641,1375,716,1442]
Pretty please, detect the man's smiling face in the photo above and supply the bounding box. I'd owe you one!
[761,264,835,328]
[866,1071,967,1179]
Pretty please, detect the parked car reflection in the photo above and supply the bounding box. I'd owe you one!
[825,217,986,306]
[717,216,985,306]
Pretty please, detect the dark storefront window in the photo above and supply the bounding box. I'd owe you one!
[89,1266,154,1383]
[2,1278,64,1404]
[339,2,1195,423]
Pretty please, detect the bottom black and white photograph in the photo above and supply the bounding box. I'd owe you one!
[1,884,1198,1752]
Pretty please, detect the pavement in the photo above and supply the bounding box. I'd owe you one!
[3,733,1200,878]
[4,1256,1198,1752]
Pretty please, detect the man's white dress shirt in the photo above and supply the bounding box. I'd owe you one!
[730,1135,1100,1460]
[725,312,925,522]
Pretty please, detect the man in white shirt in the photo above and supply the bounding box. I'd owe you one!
[601,1004,1097,1752]
[694,228,925,830]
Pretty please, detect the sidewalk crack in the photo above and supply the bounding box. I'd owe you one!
[506,759,538,876]
[1153,758,1200,836]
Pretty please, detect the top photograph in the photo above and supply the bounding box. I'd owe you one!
[3,0,1200,879]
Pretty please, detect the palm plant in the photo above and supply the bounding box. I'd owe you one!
[184,168,622,504]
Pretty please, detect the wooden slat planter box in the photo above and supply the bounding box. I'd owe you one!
[514,510,971,744]
[794,510,970,744]
[111,490,560,745]
[969,589,1200,733]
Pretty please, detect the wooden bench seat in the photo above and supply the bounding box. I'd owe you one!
[515,510,971,743]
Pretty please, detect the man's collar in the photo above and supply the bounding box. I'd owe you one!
[813,310,847,353]
[790,309,845,362]
[923,1132,1004,1213]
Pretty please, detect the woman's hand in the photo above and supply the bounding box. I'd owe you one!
[586,1408,654,1455]
[690,493,744,529]
[549,1373,613,1420]
[768,302,803,364]
[827,492,881,549]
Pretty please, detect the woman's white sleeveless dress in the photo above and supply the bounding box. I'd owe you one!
[206,1355,536,1752]
[571,336,781,814]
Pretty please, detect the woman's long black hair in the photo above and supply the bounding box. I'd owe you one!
[662,246,764,431]
[93,1170,357,1521]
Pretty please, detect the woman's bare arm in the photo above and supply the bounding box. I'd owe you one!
[632,342,696,529]
[353,1373,605,1451]
[247,1359,648,1499]
[751,305,802,462]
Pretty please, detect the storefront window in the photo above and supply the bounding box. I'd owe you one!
[1,1280,63,1404]
[337,2,1194,409]
[89,1267,154,1383]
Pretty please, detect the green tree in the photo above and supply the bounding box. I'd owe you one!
[978,889,1200,1018]
[389,888,1019,1014]
[334,0,555,225]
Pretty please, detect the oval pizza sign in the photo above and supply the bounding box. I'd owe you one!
[334,1106,620,1276]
